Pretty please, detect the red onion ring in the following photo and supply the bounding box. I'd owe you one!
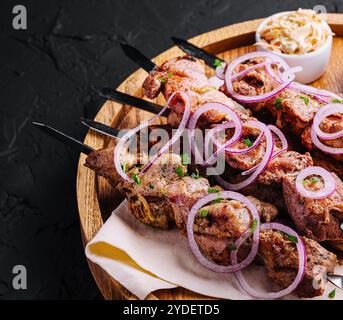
[225,51,296,103]
[295,166,336,199]
[113,91,190,182]
[140,91,191,174]
[241,124,287,176]
[233,223,306,299]
[215,121,274,190]
[186,191,260,273]
[312,103,343,140]
[215,62,227,80]
[231,61,280,81]
[187,102,242,166]
[290,82,342,104]
[311,124,343,155]
[224,120,265,154]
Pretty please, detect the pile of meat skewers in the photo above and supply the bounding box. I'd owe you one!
[84,51,342,299]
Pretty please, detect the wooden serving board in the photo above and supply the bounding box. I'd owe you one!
[76,14,343,300]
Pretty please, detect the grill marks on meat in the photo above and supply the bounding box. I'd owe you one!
[143,56,250,127]
[259,229,336,298]
[283,172,343,242]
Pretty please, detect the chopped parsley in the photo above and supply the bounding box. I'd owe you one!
[249,219,258,233]
[332,99,343,104]
[132,174,141,185]
[198,209,209,218]
[310,177,319,184]
[228,243,237,251]
[181,152,191,165]
[122,163,127,173]
[157,76,166,84]
[213,58,222,68]
[275,98,283,110]
[281,231,298,243]
[302,179,309,186]
[175,166,184,177]
[149,183,155,189]
[300,96,310,105]
[208,188,220,193]
[167,72,173,78]
[328,288,336,299]
[191,169,200,179]
[243,138,253,148]
[212,198,222,204]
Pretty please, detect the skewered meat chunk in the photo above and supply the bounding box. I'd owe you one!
[225,57,343,159]
[283,172,343,242]
[259,229,336,298]
[143,56,251,126]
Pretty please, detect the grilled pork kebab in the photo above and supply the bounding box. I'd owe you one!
[141,55,343,245]
[85,142,336,298]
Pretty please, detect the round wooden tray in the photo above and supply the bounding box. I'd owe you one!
[76,14,343,300]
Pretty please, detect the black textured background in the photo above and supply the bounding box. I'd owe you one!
[0,0,342,300]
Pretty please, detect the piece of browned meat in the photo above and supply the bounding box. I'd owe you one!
[225,57,343,159]
[311,150,343,180]
[283,172,343,242]
[143,56,251,127]
[259,229,336,298]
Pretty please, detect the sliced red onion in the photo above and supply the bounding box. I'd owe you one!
[140,91,191,174]
[311,125,343,155]
[187,102,242,166]
[295,166,336,199]
[233,223,306,299]
[186,191,260,273]
[215,62,227,80]
[241,124,287,176]
[225,51,296,103]
[208,76,225,89]
[312,103,343,140]
[290,82,342,104]
[113,91,190,182]
[224,120,265,154]
[231,61,280,81]
[215,121,274,190]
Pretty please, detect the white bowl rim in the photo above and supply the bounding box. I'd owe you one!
[255,11,333,60]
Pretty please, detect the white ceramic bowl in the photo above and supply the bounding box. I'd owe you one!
[255,11,333,84]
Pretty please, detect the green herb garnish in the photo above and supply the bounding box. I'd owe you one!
[328,288,336,299]
[149,183,155,189]
[275,98,283,110]
[213,198,222,204]
[213,58,222,68]
[157,77,166,84]
[191,169,200,179]
[198,209,209,218]
[132,174,141,185]
[310,177,318,184]
[302,179,309,186]
[208,188,220,193]
[332,99,343,104]
[281,231,298,243]
[300,96,310,105]
[181,152,191,165]
[228,243,237,251]
[122,163,127,173]
[243,138,253,148]
[167,72,173,78]
[250,219,258,233]
[175,166,184,177]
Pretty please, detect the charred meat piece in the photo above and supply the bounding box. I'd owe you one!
[283,172,343,242]
[259,229,336,298]
[143,56,251,126]
[311,150,343,180]
[257,151,313,185]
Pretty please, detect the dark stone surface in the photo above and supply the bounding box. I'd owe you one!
[0,0,341,300]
